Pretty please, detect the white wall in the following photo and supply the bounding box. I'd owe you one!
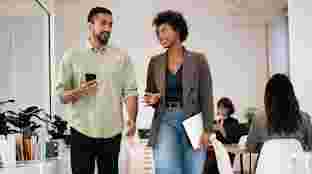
[52,16,65,117]
[269,16,290,76]
[0,0,47,16]
[0,19,12,100]
[289,0,312,115]
[53,0,270,124]
[0,16,50,111]
[50,1,276,173]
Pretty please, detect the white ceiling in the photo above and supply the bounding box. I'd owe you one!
[0,0,47,16]
[0,0,288,17]
[224,0,287,15]
[54,0,288,26]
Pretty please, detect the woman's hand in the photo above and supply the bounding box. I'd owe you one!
[143,93,160,106]
[198,131,211,150]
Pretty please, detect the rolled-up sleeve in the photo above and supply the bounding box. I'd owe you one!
[145,57,158,94]
[55,50,74,104]
[198,54,214,131]
[121,56,138,98]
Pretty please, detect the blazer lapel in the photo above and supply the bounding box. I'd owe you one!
[156,49,195,105]
[183,50,196,103]
[158,53,167,97]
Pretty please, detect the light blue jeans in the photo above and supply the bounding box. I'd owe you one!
[153,111,207,174]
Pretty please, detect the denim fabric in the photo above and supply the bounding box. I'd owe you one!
[153,111,206,174]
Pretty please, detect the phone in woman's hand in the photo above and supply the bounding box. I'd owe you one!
[143,92,160,106]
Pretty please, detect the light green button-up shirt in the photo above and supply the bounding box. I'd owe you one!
[56,42,138,138]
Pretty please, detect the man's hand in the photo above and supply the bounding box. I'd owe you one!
[63,90,80,104]
[79,80,98,96]
[125,96,137,137]
[62,80,98,104]
[126,119,136,137]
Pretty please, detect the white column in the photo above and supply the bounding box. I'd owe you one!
[270,16,290,76]
[289,0,312,115]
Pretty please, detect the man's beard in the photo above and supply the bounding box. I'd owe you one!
[97,32,111,45]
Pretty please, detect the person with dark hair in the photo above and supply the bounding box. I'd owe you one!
[203,97,240,174]
[247,73,312,153]
[56,7,138,174]
[214,97,240,145]
[144,10,214,174]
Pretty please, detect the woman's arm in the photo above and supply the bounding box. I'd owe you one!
[198,54,214,132]
[145,58,160,108]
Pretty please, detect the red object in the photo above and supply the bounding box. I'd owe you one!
[207,145,216,160]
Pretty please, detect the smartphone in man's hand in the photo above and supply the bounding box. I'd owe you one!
[85,73,96,82]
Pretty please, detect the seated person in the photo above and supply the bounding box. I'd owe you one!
[246,73,312,153]
[214,97,240,146]
[204,97,240,174]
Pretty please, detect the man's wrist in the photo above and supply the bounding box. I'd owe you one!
[128,118,136,124]
[66,88,82,103]
[73,87,84,97]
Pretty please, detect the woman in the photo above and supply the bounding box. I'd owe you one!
[144,10,214,174]
[204,97,240,174]
[263,73,312,151]
[214,97,240,145]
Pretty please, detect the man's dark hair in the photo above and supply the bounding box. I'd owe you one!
[152,10,189,42]
[88,7,112,24]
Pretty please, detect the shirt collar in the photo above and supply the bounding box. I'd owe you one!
[165,46,189,56]
[86,39,106,53]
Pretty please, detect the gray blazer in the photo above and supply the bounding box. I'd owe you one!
[145,48,214,147]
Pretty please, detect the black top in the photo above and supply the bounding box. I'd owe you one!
[165,66,183,104]
[216,116,240,144]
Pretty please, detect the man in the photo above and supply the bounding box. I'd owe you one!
[56,7,138,174]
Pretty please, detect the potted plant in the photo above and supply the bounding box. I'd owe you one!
[245,107,257,125]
